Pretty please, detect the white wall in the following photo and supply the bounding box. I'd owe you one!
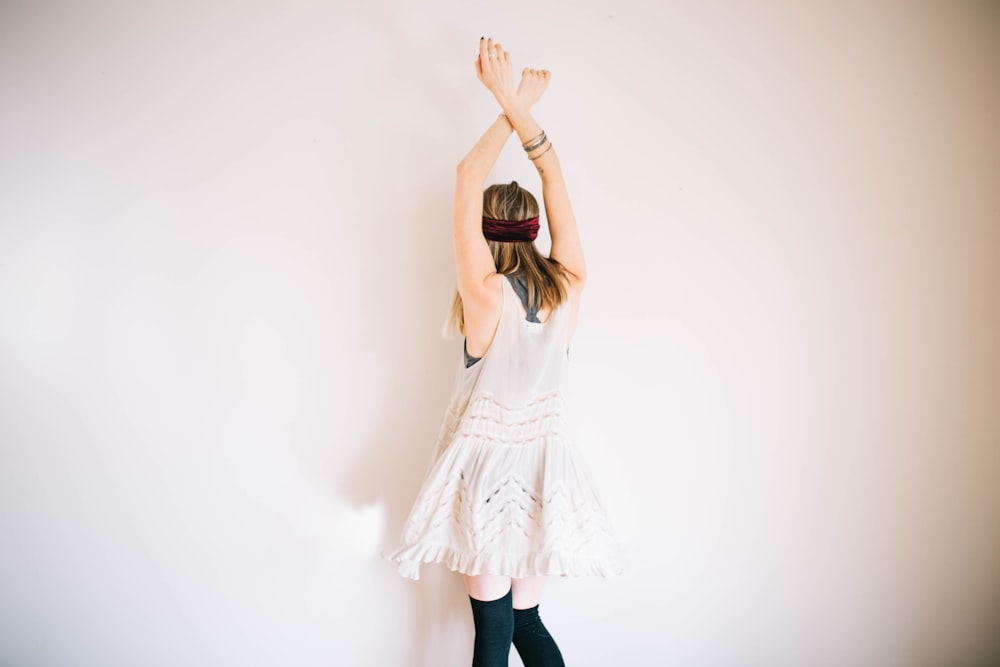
[2,1,998,665]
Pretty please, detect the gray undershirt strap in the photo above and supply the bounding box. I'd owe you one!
[506,273,541,323]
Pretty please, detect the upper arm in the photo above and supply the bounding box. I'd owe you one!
[453,170,499,304]
[540,162,587,287]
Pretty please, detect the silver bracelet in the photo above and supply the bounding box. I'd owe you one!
[528,141,553,160]
[522,131,547,152]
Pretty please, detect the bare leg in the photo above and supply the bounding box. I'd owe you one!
[464,573,513,601]
[511,575,548,609]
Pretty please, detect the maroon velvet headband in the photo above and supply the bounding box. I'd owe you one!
[482,216,540,242]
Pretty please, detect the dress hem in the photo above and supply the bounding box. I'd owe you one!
[383,543,626,581]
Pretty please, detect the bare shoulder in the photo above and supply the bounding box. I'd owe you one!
[461,272,504,316]
[462,273,504,356]
[563,270,585,343]
[566,272,584,309]
[564,269,585,292]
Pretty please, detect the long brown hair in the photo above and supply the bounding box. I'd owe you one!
[447,181,569,335]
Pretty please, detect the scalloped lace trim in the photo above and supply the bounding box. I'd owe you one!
[385,543,626,581]
[449,391,569,446]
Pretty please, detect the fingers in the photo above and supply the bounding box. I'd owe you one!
[520,67,551,78]
[478,37,509,66]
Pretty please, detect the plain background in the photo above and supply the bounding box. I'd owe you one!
[1,1,998,665]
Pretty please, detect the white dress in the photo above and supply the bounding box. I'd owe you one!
[385,274,625,580]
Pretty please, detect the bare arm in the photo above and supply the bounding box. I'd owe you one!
[493,107,586,284]
[482,39,585,286]
[453,116,513,303]
[454,38,556,303]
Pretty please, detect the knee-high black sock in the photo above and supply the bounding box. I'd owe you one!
[512,605,565,667]
[469,588,513,667]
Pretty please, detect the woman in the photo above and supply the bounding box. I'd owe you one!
[387,38,624,666]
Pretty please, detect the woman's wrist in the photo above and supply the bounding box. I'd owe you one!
[495,92,527,114]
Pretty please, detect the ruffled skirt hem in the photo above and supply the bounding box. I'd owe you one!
[383,542,626,581]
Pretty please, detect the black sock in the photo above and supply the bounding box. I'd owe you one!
[469,588,513,667]
[512,605,565,667]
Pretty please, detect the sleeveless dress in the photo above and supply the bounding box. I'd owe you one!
[385,273,625,580]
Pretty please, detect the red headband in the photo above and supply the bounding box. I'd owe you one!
[482,216,540,242]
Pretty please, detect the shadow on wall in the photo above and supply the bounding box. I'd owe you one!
[337,186,469,664]
[337,185,470,664]
[334,19,479,666]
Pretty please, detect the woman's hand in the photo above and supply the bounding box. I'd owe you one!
[474,37,516,104]
[475,38,550,111]
[515,67,550,109]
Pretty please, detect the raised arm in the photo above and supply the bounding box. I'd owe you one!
[453,38,550,304]
[454,115,512,304]
[485,42,587,287]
